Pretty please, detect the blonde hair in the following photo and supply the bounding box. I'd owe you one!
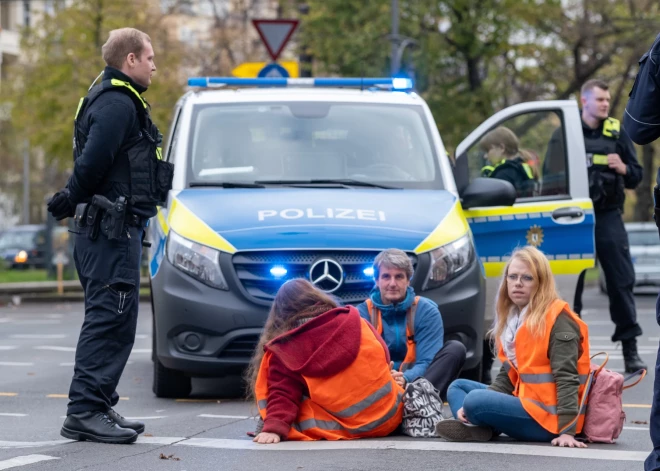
[490,246,559,343]
[101,28,151,69]
[479,126,538,178]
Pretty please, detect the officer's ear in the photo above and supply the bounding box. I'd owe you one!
[126,52,137,67]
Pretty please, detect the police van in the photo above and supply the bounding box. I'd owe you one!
[148,76,594,397]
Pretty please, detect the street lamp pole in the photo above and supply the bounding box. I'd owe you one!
[390,0,399,76]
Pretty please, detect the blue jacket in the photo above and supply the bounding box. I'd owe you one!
[356,286,444,383]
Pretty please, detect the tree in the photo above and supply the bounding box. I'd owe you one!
[2,0,186,192]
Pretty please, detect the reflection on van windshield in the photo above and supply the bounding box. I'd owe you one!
[188,102,441,189]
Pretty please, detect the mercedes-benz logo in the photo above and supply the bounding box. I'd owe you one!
[309,259,344,293]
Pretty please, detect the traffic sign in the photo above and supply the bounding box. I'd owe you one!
[252,19,299,62]
[232,61,299,78]
[258,63,289,78]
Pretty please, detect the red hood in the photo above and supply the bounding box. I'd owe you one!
[265,306,361,378]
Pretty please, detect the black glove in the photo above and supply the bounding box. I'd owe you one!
[47,189,74,221]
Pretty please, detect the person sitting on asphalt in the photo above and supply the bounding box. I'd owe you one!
[356,248,467,400]
[246,278,404,444]
[435,246,591,448]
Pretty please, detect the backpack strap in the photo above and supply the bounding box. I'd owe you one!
[590,351,609,376]
[622,369,647,391]
[558,369,596,435]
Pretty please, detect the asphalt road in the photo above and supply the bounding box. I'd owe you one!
[0,287,657,471]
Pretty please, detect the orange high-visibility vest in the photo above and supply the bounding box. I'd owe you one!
[366,297,419,372]
[255,317,404,441]
[498,299,591,434]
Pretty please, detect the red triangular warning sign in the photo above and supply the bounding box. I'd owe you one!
[252,19,299,62]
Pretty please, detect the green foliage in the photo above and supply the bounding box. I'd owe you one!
[2,0,185,171]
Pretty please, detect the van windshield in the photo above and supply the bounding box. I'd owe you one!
[186,102,443,189]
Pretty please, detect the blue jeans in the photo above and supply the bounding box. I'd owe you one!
[447,379,558,442]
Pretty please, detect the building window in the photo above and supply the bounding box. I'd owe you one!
[23,0,30,28]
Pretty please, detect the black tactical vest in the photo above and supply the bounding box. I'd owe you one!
[584,118,623,212]
[73,78,173,208]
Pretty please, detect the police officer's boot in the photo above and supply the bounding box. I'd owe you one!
[622,338,648,373]
[60,410,137,444]
[107,408,145,434]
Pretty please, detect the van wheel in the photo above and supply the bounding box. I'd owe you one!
[153,358,192,398]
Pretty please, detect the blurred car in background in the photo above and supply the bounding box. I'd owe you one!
[0,224,69,270]
[600,222,660,293]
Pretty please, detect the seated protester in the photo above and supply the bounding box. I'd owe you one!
[247,278,404,444]
[356,248,466,400]
[479,126,538,198]
[436,246,591,448]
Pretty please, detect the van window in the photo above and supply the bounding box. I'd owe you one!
[187,102,443,190]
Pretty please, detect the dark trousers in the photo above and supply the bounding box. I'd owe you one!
[645,295,660,471]
[573,209,642,342]
[423,340,467,401]
[67,225,143,416]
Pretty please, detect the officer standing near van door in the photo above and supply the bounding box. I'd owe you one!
[575,79,646,374]
[46,28,173,444]
[623,32,660,471]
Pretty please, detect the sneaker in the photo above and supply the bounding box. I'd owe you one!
[435,419,493,442]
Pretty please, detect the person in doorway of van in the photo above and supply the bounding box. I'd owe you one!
[573,79,646,375]
[246,278,404,444]
[436,246,591,447]
[356,248,467,401]
[479,126,538,198]
[623,32,660,471]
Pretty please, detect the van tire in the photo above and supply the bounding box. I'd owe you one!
[153,358,192,398]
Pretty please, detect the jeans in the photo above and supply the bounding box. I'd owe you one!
[447,379,558,442]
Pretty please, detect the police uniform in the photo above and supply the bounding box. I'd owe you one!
[47,67,173,444]
[574,116,645,373]
[482,157,536,198]
[624,33,660,471]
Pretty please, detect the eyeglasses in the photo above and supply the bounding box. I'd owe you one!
[506,274,534,284]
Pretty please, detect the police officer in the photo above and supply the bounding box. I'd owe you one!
[623,33,660,471]
[574,79,646,375]
[46,28,172,444]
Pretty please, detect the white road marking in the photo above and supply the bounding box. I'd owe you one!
[175,438,647,461]
[0,440,69,449]
[0,454,59,469]
[135,334,149,339]
[33,346,75,352]
[10,334,67,339]
[198,414,251,419]
[624,426,649,431]
[0,413,27,417]
[0,346,18,351]
[12,320,61,325]
[125,416,165,420]
[0,362,34,366]
[59,362,75,367]
[137,436,185,445]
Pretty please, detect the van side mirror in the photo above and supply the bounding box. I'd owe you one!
[460,178,517,209]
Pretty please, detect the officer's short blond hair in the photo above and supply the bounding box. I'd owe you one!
[581,79,609,97]
[102,28,151,69]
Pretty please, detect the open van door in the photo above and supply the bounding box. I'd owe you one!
[454,101,596,330]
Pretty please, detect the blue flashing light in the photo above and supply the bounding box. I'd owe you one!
[187,77,414,91]
[270,266,288,277]
[363,267,375,277]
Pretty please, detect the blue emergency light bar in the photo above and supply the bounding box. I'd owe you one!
[187,77,414,91]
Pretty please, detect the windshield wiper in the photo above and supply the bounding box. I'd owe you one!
[189,181,266,188]
[255,179,400,189]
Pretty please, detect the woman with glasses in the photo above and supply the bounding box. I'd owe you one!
[435,246,591,448]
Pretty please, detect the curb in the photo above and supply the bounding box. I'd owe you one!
[0,292,151,306]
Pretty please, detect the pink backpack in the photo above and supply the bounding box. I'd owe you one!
[565,352,646,443]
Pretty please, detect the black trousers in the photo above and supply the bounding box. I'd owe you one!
[67,225,143,416]
[423,340,467,401]
[573,209,642,342]
[646,295,660,471]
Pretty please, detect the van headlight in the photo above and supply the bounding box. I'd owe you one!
[166,231,228,290]
[422,234,474,290]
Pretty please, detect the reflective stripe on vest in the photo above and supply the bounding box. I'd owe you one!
[497,299,591,435]
[482,159,534,180]
[109,78,147,109]
[366,297,419,372]
[602,117,621,139]
[254,315,404,440]
[591,154,610,166]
